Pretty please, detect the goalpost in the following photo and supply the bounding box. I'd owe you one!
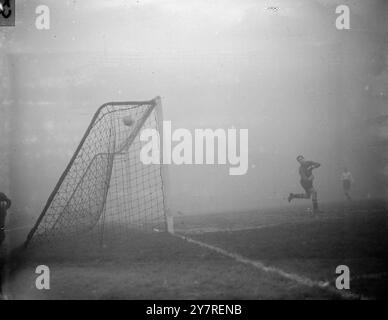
[25,97,172,247]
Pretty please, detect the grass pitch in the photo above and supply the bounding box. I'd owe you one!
[3,200,387,299]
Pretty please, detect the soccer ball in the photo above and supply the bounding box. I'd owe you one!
[122,116,135,127]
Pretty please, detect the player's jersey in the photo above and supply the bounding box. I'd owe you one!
[341,172,353,182]
[299,161,320,181]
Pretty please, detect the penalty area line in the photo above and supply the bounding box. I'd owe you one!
[173,233,367,300]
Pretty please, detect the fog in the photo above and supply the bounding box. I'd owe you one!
[0,0,387,225]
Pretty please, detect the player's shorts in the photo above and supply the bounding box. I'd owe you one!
[300,179,313,193]
[343,180,351,191]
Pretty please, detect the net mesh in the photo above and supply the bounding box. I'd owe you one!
[26,99,166,246]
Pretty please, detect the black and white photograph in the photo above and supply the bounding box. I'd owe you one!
[0,0,388,306]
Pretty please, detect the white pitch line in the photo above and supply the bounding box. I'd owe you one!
[174,233,367,300]
[176,223,281,235]
[177,217,344,235]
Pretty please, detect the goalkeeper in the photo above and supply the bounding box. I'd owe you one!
[0,192,11,299]
[0,192,11,246]
[288,155,322,214]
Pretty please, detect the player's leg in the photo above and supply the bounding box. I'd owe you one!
[289,180,312,202]
[288,192,309,202]
[342,181,346,200]
[289,192,310,200]
[344,181,352,200]
[311,188,322,214]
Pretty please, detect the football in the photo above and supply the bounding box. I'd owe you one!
[122,116,135,127]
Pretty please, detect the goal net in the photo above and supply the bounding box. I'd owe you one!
[25,97,168,247]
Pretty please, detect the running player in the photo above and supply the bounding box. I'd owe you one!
[341,167,354,201]
[288,155,322,214]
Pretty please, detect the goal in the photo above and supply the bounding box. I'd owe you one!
[25,97,171,247]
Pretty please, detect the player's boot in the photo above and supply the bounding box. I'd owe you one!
[288,193,294,203]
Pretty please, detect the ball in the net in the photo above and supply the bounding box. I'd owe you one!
[123,116,135,127]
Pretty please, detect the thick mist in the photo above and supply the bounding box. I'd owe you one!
[0,0,387,226]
